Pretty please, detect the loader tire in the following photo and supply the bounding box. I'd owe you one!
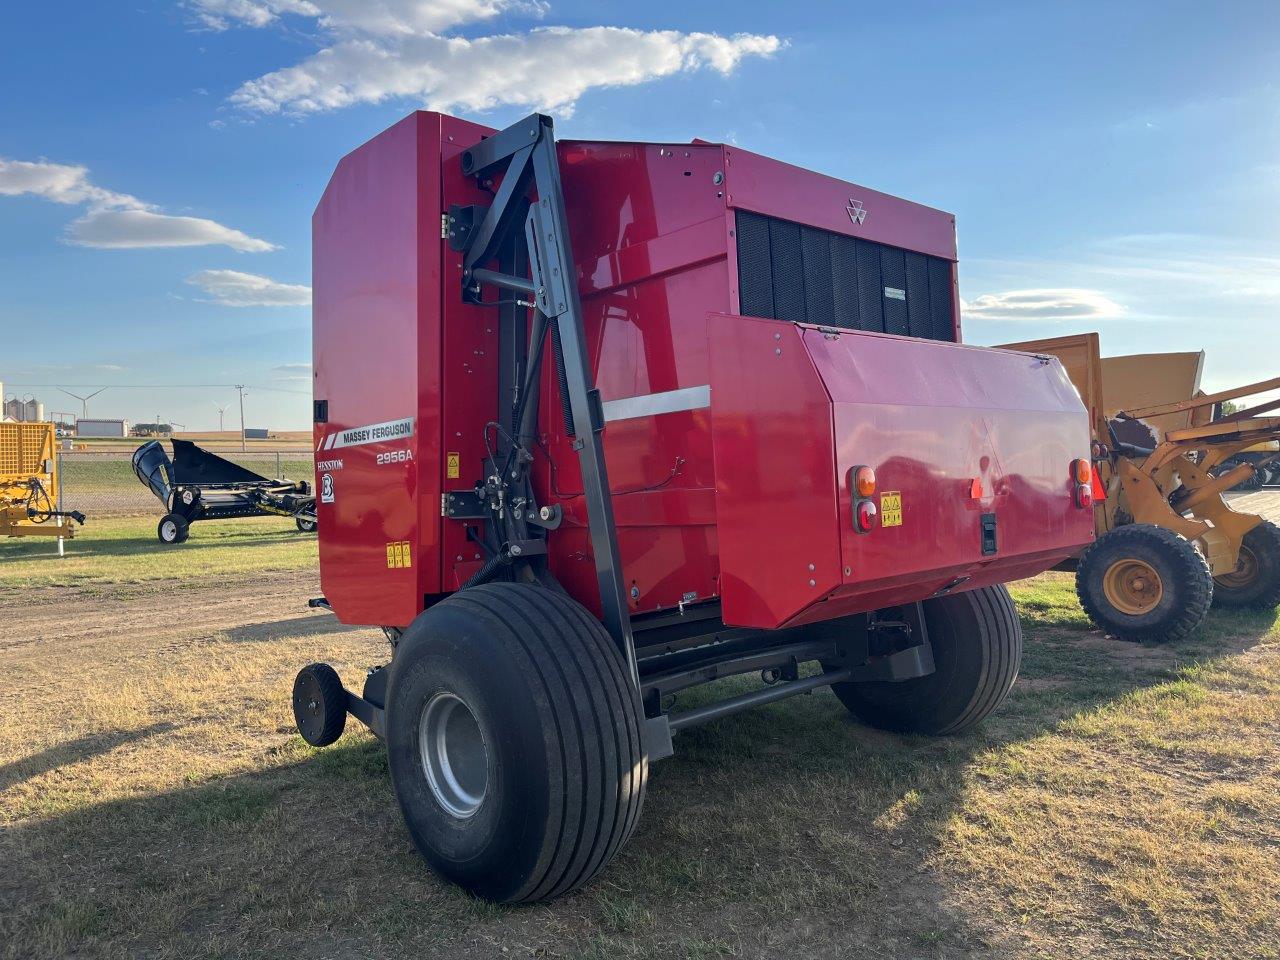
[1076,524,1212,643]
[831,584,1022,735]
[1212,520,1280,610]
[385,582,647,903]
[157,513,189,545]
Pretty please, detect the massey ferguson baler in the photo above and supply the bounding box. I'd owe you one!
[295,111,1095,903]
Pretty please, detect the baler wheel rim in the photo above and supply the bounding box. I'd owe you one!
[418,691,489,819]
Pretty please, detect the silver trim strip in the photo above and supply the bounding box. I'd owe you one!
[602,385,711,423]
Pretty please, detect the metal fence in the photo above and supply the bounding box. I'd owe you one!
[58,451,315,518]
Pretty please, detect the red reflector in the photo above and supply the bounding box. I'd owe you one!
[855,498,879,532]
[969,478,984,499]
[1075,483,1093,508]
[1091,469,1106,503]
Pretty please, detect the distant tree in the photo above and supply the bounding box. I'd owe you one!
[132,423,173,437]
[1219,400,1241,416]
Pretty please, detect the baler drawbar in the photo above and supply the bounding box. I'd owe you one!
[294,111,1095,902]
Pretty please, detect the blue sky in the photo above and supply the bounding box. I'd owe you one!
[2,0,1278,430]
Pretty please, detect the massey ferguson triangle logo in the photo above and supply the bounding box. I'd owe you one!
[847,199,867,225]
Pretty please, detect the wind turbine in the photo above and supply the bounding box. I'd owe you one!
[59,387,107,420]
[213,401,231,432]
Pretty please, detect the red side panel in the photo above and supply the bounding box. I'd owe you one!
[704,316,841,628]
[708,314,1094,629]
[722,147,957,262]
[312,113,442,626]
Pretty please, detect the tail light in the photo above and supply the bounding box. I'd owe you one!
[853,465,876,498]
[855,498,879,533]
[1071,459,1094,508]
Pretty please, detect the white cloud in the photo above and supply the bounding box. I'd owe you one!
[191,0,537,34]
[0,158,144,209]
[190,0,318,30]
[272,360,313,381]
[230,27,782,115]
[193,0,780,116]
[963,288,1124,322]
[73,211,277,252]
[187,269,311,305]
[0,157,276,252]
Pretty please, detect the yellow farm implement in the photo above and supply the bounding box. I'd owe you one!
[1,421,86,539]
[1001,333,1280,642]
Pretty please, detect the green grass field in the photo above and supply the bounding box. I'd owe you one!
[2,516,1278,959]
[0,515,316,588]
[58,457,315,491]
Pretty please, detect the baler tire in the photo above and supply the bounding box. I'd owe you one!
[292,662,347,747]
[1075,524,1212,643]
[1212,519,1280,610]
[157,513,189,545]
[384,582,647,904]
[830,584,1022,736]
[295,515,317,533]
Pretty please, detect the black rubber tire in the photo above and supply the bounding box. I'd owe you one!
[295,515,317,533]
[1076,524,1212,643]
[385,582,646,903]
[1212,519,1280,609]
[292,662,347,747]
[157,513,189,545]
[830,584,1022,735]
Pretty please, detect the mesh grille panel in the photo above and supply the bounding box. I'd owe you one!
[736,210,955,341]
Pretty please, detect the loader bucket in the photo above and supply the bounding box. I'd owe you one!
[131,440,173,506]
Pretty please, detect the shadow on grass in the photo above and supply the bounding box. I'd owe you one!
[2,598,1276,960]
[0,723,176,793]
[223,614,360,644]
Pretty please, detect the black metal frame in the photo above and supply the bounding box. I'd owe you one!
[449,113,636,682]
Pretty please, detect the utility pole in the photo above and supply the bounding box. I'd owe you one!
[235,385,247,451]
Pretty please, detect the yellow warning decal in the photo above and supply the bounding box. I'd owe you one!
[386,540,413,569]
[446,452,460,479]
[880,491,903,527]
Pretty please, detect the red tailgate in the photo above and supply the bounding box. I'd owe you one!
[708,314,1094,629]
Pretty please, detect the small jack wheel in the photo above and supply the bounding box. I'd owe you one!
[293,662,347,746]
[157,513,189,545]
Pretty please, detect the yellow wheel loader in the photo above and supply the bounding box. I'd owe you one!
[999,333,1280,642]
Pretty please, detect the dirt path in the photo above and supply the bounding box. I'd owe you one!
[0,570,346,661]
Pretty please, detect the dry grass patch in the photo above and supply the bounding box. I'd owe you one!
[1,523,1278,959]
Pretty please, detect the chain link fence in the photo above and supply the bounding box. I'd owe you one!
[58,451,316,518]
